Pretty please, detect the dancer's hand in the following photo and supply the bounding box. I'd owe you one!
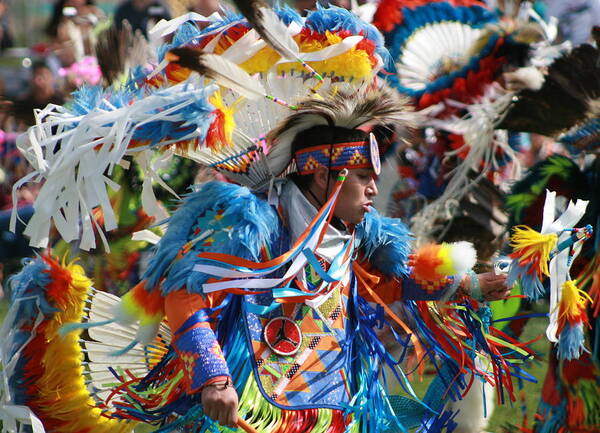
[202,381,239,428]
[478,272,511,301]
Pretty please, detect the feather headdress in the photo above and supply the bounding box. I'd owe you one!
[266,86,414,176]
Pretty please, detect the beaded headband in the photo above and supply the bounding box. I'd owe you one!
[294,133,381,176]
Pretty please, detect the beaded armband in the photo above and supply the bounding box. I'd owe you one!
[173,322,231,392]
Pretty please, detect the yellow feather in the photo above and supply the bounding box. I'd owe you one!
[559,280,592,322]
[35,260,135,432]
[434,244,456,276]
[510,225,558,277]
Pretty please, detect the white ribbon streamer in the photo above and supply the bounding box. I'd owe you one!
[540,190,588,342]
[131,229,161,245]
[12,81,217,250]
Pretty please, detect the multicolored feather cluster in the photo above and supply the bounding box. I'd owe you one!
[3,256,135,433]
[507,225,557,299]
[409,241,477,281]
[557,280,592,360]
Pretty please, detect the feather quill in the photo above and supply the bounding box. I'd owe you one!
[167,47,266,100]
[231,0,300,61]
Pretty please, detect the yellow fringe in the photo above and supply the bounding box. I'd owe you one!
[36,260,135,433]
[510,225,558,277]
[558,280,592,322]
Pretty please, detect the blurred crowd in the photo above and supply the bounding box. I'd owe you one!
[0,0,599,295]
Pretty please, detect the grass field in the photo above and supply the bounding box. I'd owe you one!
[0,297,548,432]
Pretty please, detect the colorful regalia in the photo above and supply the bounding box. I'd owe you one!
[370,0,564,242]
[500,38,600,433]
[1,4,535,433]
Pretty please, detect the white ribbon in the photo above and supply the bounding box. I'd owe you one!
[131,229,161,245]
[0,404,46,433]
[540,190,588,342]
[275,36,364,64]
[13,81,217,250]
[149,12,223,38]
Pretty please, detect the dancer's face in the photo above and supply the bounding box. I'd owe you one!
[310,167,378,225]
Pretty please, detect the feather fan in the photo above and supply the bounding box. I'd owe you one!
[167,47,266,100]
[499,43,600,136]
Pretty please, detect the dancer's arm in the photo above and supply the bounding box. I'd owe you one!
[164,290,238,427]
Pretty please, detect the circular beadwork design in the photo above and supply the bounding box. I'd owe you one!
[264,317,303,356]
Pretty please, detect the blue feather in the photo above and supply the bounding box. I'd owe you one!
[356,208,412,278]
[507,262,546,300]
[143,181,282,294]
[305,5,391,68]
[274,4,303,26]
[558,322,586,360]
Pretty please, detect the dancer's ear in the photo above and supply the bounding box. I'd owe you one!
[312,166,330,192]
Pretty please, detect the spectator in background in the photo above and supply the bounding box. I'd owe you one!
[0,0,13,52]
[45,0,105,67]
[114,0,171,38]
[11,60,65,128]
[0,122,36,279]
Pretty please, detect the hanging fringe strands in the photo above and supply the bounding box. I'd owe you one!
[409,91,519,242]
[406,298,536,408]
[11,80,220,251]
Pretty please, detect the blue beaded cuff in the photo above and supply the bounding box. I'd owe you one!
[173,324,230,392]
